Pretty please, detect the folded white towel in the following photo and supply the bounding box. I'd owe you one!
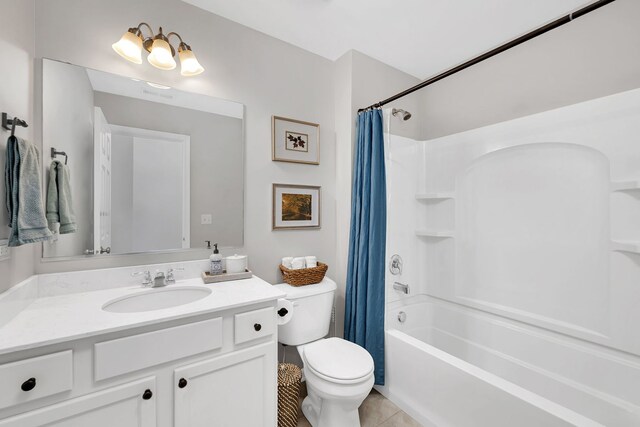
[282,257,294,269]
[305,256,317,267]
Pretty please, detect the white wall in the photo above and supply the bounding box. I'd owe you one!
[0,0,36,292]
[34,0,336,286]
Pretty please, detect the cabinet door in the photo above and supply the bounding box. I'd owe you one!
[0,377,156,427]
[174,342,276,427]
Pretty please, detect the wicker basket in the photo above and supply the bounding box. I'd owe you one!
[277,363,302,427]
[279,262,328,286]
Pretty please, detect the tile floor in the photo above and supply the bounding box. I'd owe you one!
[296,388,422,427]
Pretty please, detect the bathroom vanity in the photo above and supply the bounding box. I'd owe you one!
[0,55,283,426]
[0,271,285,426]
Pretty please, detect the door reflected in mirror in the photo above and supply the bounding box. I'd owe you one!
[42,59,244,259]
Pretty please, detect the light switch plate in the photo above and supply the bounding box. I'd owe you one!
[0,239,9,261]
[200,214,212,225]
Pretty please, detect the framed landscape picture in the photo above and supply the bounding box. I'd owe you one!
[272,116,320,165]
[272,184,321,230]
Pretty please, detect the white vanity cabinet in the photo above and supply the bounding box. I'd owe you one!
[0,377,157,427]
[174,342,276,427]
[0,304,279,427]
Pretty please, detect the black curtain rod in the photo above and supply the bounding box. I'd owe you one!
[358,0,617,113]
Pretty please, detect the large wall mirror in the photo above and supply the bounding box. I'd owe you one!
[41,59,244,259]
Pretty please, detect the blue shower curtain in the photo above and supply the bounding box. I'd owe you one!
[344,109,386,385]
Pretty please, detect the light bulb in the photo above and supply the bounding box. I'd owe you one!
[179,46,204,76]
[147,38,176,70]
[112,30,143,64]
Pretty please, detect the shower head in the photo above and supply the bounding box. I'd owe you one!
[392,108,412,121]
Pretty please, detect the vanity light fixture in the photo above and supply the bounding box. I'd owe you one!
[112,23,204,76]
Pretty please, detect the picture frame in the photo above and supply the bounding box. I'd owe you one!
[272,116,320,165]
[272,184,321,230]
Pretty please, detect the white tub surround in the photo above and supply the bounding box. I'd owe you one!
[381,89,640,427]
[0,261,285,426]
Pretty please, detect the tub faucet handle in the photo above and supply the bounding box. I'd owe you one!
[390,254,403,275]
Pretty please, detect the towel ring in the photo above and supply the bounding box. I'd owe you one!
[51,147,68,165]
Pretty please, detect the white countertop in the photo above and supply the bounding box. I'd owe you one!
[0,276,285,356]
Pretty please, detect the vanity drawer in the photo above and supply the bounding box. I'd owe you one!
[234,307,275,345]
[0,350,73,409]
[94,317,223,381]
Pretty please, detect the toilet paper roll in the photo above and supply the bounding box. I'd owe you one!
[291,257,306,270]
[276,299,294,325]
[282,257,294,269]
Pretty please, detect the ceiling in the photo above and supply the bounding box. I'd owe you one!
[182,0,592,79]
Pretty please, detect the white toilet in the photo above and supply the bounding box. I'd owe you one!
[275,278,375,427]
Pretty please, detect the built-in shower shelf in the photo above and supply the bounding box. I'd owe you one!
[415,193,455,200]
[611,180,640,192]
[611,241,640,254]
[416,230,455,238]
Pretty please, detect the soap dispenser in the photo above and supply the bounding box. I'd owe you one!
[210,243,223,275]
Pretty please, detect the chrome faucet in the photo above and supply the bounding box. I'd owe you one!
[133,268,184,287]
[153,271,166,287]
[393,282,410,294]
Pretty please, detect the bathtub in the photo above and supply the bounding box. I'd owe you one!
[376,296,640,427]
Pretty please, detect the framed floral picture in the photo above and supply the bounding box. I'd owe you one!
[272,116,320,165]
[272,184,321,230]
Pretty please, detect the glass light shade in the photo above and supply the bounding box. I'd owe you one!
[112,31,143,64]
[179,48,205,76]
[147,38,176,70]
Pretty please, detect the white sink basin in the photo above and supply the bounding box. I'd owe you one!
[102,286,212,313]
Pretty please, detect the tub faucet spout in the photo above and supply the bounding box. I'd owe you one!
[393,282,410,294]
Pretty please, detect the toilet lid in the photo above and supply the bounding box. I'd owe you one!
[303,338,374,381]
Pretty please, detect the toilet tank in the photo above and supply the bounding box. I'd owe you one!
[274,278,337,346]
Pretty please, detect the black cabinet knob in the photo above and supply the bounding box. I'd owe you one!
[277,308,288,317]
[21,378,36,392]
[254,323,262,331]
[142,389,153,400]
[178,378,188,388]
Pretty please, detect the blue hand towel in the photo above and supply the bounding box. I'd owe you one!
[5,136,53,246]
[47,160,77,234]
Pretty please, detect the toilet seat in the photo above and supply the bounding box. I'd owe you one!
[303,338,374,384]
